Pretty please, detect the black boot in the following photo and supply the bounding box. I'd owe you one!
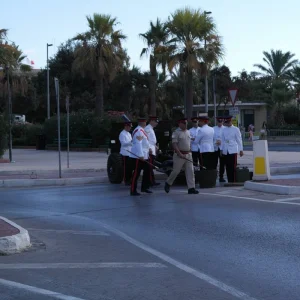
[130,191,141,196]
[141,189,153,194]
[188,188,199,194]
[219,178,226,183]
[164,182,170,193]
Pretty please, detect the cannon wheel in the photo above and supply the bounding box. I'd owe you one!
[107,153,123,184]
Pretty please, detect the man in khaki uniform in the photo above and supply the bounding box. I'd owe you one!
[164,118,199,194]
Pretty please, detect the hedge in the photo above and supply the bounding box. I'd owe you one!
[0,115,8,157]
[12,123,43,146]
[43,110,119,147]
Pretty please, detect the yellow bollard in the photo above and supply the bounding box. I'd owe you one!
[253,140,270,180]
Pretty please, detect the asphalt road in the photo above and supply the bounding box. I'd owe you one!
[1,183,300,300]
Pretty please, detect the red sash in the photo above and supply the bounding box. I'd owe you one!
[132,128,148,139]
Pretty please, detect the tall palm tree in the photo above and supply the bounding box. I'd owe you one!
[288,65,300,93]
[72,13,127,117]
[139,19,170,115]
[254,50,298,80]
[167,7,223,119]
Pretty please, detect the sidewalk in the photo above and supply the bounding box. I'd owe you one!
[0,149,300,189]
[1,149,299,171]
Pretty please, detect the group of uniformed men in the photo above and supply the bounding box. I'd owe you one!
[119,115,243,196]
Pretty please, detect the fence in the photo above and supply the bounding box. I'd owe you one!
[243,129,300,145]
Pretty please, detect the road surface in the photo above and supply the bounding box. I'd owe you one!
[1,183,300,300]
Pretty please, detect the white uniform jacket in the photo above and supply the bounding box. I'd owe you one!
[213,125,224,152]
[189,127,200,152]
[144,124,157,156]
[195,124,214,153]
[221,125,243,154]
[129,126,150,160]
[119,130,132,156]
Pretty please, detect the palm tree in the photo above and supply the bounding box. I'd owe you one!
[139,19,170,115]
[288,65,300,93]
[72,13,127,117]
[254,50,298,80]
[167,7,223,119]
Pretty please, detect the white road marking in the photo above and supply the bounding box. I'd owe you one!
[27,228,109,236]
[199,192,300,207]
[199,192,270,202]
[98,222,258,300]
[0,263,166,269]
[216,189,242,195]
[0,278,86,300]
[274,197,300,202]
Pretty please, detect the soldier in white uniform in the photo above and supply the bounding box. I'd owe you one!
[129,117,152,196]
[213,116,226,182]
[221,116,244,183]
[119,121,133,185]
[189,117,200,166]
[195,116,215,169]
[164,118,199,194]
[145,116,160,187]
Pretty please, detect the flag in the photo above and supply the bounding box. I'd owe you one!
[31,60,35,65]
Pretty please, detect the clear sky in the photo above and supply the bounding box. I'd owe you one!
[2,0,300,76]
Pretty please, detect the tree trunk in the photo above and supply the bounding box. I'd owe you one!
[149,75,156,115]
[186,70,193,119]
[95,76,104,117]
[149,55,157,116]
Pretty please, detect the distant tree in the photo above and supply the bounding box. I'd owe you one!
[72,13,127,117]
[254,50,297,80]
[167,7,223,119]
[140,18,170,115]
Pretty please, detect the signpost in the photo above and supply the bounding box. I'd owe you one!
[54,78,62,178]
[228,88,238,106]
[66,95,70,169]
[229,88,239,126]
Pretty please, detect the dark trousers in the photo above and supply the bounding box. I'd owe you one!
[130,158,151,193]
[214,149,225,179]
[149,154,156,185]
[224,153,237,182]
[200,152,216,170]
[121,155,133,184]
[192,151,200,166]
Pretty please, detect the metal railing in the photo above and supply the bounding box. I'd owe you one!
[242,129,300,144]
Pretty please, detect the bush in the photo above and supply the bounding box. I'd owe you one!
[44,110,120,147]
[12,123,43,146]
[283,105,300,125]
[0,115,8,157]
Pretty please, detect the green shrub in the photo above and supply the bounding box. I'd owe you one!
[44,110,120,147]
[0,115,8,157]
[25,124,43,145]
[89,117,112,146]
[283,105,300,125]
[12,123,43,146]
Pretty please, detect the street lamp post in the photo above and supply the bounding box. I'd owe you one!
[47,43,53,119]
[204,11,212,114]
[6,66,12,162]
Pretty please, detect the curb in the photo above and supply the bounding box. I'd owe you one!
[270,166,300,175]
[0,168,106,176]
[0,217,31,255]
[244,181,300,195]
[0,177,105,189]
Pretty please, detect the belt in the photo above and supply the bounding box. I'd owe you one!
[178,151,190,154]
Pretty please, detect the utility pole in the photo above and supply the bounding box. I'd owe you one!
[47,43,53,119]
[54,78,62,178]
[6,66,12,162]
[213,73,217,125]
[204,11,212,114]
